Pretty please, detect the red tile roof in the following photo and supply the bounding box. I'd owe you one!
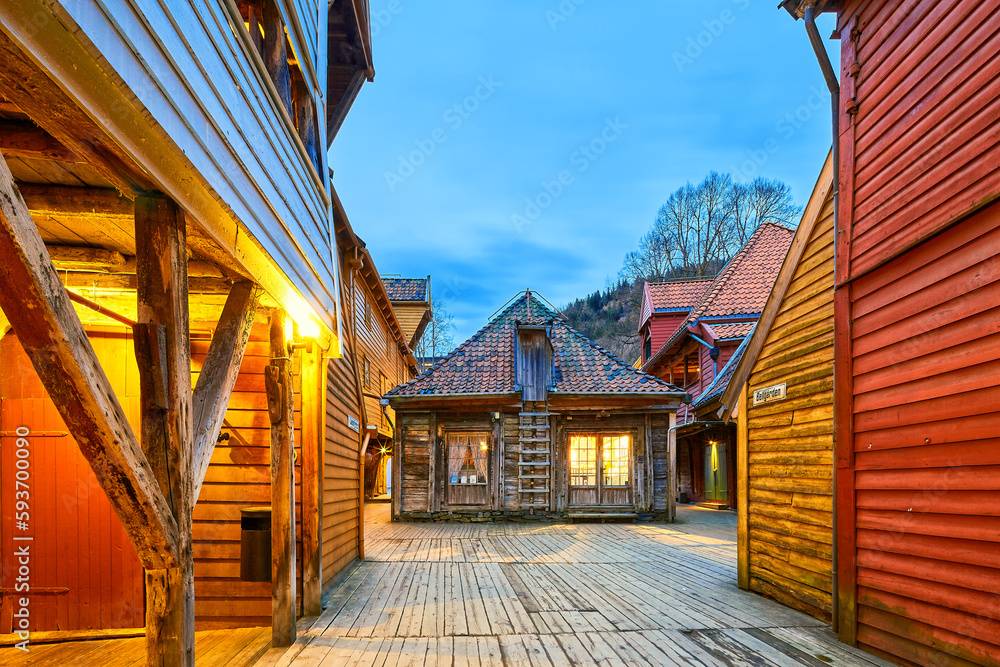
[642,222,794,373]
[387,292,683,397]
[382,278,428,302]
[648,279,714,310]
[708,321,757,340]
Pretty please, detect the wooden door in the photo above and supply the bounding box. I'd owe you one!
[445,432,490,507]
[703,442,727,502]
[0,331,145,632]
[568,434,632,507]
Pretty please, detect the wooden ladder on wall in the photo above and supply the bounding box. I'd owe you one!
[518,401,551,509]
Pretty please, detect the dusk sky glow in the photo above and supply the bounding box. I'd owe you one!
[330,1,838,344]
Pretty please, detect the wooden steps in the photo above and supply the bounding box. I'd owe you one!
[566,511,638,523]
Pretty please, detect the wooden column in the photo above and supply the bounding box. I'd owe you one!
[133,194,195,667]
[300,344,324,616]
[267,310,296,646]
[667,411,677,522]
[263,0,293,115]
[736,383,750,590]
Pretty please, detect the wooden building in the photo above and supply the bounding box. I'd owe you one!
[779,2,1000,664]
[641,223,795,510]
[387,292,686,522]
[0,0,375,662]
[383,277,433,353]
[715,153,836,623]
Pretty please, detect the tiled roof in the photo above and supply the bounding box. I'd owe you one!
[648,279,714,310]
[689,222,795,320]
[382,278,428,302]
[692,328,755,412]
[387,292,683,397]
[643,222,794,372]
[708,321,756,340]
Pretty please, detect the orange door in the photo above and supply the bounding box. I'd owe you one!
[0,331,145,632]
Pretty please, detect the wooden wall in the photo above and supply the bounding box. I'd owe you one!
[842,0,1000,280]
[322,356,362,587]
[743,191,834,622]
[0,330,145,632]
[395,408,674,517]
[192,322,303,630]
[847,200,1000,665]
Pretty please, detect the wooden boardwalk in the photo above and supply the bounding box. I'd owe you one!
[258,504,888,666]
[0,626,270,665]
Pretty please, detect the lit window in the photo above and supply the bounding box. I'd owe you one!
[569,435,597,486]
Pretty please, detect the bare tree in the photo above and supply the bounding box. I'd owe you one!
[414,296,456,372]
[621,172,801,283]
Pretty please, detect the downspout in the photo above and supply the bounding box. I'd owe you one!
[803,4,840,632]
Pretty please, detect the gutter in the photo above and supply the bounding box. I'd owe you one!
[800,3,841,633]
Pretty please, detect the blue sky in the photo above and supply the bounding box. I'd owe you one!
[330,1,838,344]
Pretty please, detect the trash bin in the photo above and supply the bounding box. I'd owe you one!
[240,506,271,582]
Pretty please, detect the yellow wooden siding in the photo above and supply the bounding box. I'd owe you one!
[351,272,409,438]
[393,303,430,345]
[745,194,835,622]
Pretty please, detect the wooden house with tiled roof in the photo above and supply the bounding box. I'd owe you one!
[641,222,795,510]
[382,276,433,351]
[386,291,686,522]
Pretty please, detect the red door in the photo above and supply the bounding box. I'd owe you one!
[1,330,145,632]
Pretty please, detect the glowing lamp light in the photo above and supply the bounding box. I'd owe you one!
[480,441,488,451]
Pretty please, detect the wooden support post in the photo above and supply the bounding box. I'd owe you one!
[134,193,195,667]
[668,411,677,523]
[736,383,750,590]
[267,310,296,646]
[192,281,259,500]
[263,0,293,116]
[0,155,179,568]
[300,344,324,616]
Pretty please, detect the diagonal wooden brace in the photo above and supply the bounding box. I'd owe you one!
[0,154,179,570]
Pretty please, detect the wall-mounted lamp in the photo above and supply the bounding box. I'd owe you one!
[288,318,321,353]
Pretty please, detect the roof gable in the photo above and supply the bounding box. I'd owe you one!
[642,221,796,373]
[387,292,683,398]
[719,152,835,421]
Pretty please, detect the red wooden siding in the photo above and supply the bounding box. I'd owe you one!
[648,313,688,352]
[845,0,1000,279]
[0,330,144,632]
[849,201,1000,666]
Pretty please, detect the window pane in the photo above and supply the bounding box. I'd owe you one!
[569,435,597,486]
[602,435,630,486]
[447,433,488,485]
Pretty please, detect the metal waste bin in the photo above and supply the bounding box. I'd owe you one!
[240,506,271,582]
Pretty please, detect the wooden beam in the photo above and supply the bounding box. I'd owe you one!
[0,154,179,568]
[0,32,153,194]
[263,1,293,116]
[268,309,296,646]
[0,120,78,162]
[61,272,231,294]
[192,281,259,501]
[134,194,195,666]
[736,383,750,590]
[668,411,677,523]
[300,345,324,616]
[46,246,127,272]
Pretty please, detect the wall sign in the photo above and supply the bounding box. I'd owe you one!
[753,383,786,406]
[347,415,360,432]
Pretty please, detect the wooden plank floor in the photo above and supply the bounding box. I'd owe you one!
[0,625,270,666]
[258,504,891,667]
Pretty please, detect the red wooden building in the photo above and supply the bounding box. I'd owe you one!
[641,222,795,509]
[782,1,1000,665]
